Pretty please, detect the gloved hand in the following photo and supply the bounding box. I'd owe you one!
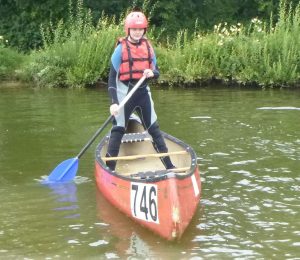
[110,103,119,116]
[143,69,154,78]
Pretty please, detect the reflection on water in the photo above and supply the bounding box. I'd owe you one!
[95,189,201,259]
[95,189,159,258]
[257,106,300,110]
[46,182,80,218]
[0,85,299,258]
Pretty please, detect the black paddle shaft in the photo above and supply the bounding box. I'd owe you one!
[75,75,146,160]
[77,115,113,159]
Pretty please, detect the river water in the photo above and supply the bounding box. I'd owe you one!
[0,83,299,259]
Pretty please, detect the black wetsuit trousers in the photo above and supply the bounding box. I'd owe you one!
[106,87,174,170]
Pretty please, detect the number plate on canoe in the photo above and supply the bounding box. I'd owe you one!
[130,182,159,223]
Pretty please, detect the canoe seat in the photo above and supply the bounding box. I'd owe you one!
[121,132,151,143]
[128,167,190,179]
[130,170,173,180]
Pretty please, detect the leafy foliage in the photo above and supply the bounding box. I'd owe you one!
[1,0,300,88]
[23,1,121,87]
[1,0,300,51]
[0,0,69,51]
[156,0,300,87]
[0,36,26,80]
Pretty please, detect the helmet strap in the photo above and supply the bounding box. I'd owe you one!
[128,35,140,44]
[128,29,142,44]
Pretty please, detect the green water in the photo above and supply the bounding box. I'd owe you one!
[0,84,299,259]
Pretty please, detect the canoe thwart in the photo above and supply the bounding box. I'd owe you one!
[102,150,188,162]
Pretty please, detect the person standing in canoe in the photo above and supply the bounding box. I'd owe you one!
[106,11,175,171]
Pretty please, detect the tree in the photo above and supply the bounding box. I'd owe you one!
[1,0,297,51]
[0,0,69,51]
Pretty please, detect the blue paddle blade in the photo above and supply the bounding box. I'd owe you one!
[47,157,79,182]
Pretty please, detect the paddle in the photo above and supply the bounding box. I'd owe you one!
[46,76,147,183]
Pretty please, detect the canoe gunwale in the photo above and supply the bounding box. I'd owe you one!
[95,131,198,183]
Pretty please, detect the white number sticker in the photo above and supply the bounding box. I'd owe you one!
[130,182,159,223]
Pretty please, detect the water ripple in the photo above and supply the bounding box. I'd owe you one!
[257,106,300,110]
[229,160,257,165]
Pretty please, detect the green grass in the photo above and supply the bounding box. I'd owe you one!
[157,0,300,87]
[0,38,27,81]
[23,0,122,87]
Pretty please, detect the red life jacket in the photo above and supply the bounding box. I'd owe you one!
[118,37,154,81]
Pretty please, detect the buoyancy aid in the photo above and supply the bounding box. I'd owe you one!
[118,37,153,81]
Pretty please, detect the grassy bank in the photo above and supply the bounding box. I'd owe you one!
[158,0,300,88]
[0,36,27,81]
[1,0,299,88]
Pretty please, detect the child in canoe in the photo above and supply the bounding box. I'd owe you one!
[106,11,175,171]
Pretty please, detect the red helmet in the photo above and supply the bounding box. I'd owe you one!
[124,12,148,35]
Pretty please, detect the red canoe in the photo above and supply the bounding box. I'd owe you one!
[95,117,201,241]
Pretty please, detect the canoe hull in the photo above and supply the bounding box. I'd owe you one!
[95,163,201,240]
[95,117,201,240]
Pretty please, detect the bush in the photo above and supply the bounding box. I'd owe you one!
[24,1,122,87]
[0,37,26,81]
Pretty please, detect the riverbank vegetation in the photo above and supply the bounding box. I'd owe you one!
[158,0,300,87]
[0,0,299,88]
[0,37,27,81]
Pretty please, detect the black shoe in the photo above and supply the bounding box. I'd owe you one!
[166,165,176,170]
[105,157,116,171]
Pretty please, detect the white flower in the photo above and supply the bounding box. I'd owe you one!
[251,18,258,23]
[221,27,227,33]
